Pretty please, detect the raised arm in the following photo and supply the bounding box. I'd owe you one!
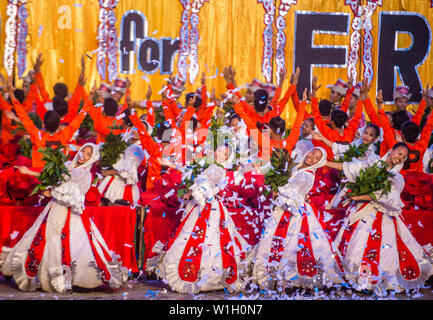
[60,97,93,143]
[416,104,433,150]
[377,90,397,150]
[8,79,39,139]
[34,53,50,103]
[339,88,354,113]
[344,99,363,142]
[130,111,162,159]
[284,88,308,154]
[412,83,430,125]
[310,76,335,140]
[145,85,155,127]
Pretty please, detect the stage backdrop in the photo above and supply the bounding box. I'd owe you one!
[1,0,433,124]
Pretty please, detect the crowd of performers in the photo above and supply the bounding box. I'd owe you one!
[0,53,433,297]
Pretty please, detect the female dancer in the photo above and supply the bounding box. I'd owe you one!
[156,143,252,294]
[327,142,433,294]
[0,143,128,293]
[252,147,344,292]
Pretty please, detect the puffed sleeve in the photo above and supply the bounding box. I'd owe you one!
[112,144,145,185]
[371,173,405,216]
[423,146,433,174]
[190,164,227,208]
[331,143,350,160]
[51,168,92,214]
[275,171,315,215]
[342,160,365,182]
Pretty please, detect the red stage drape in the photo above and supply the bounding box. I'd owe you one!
[0,206,138,273]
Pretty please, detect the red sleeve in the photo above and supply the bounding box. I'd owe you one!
[162,100,178,129]
[178,106,196,139]
[416,108,433,150]
[233,103,258,132]
[0,94,12,111]
[226,83,243,100]
[27,83,48,119]
[284,100,306,153]
[344,99,363,142]
[130,112,162,158]
[146,100,155,127]
[117,88,130,115]
[198,104,215,130]
[339,87,354,113]
[11,98,39,139]
[412,99,427,126]
[276,84,295,115]
[311,97,336,141]
[378,109,397,149]
[269,86,282,109]
[363,98,381,126]
[22,84,36,113]
[63,83,84,123]
[60,99,92,143]
[166,83,181,120]
[35,72,50,103]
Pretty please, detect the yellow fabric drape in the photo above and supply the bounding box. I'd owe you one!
[0,0,432,123]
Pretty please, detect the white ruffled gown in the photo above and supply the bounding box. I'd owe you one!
[0,167,128,293]
[252,168,345,290]
[156,164,252,294]
[333,159,433,293]
[98,143,145,207]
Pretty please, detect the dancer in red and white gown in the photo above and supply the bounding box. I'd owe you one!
[0,143,128,293]
[97,138,145,207]
[252,147,344,291]
[328,142,433,294]
[156,143,253,294]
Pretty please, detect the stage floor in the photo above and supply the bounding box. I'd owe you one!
[1,275,432,300]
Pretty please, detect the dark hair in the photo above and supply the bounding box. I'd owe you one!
[254,89,268,112]
[52,96,69,118]
[53,82,68,99]
[304,117,315,129]
[156,122,173,142]
[44,110,60,133]
[391,110,410,131]
[185,93,202,109]
[365,123,380,138]
[229,114,241,123]
[392,141,409,152]
[269,116,286,135]
[401,121,420,143]
[14,89,25,104]
[103,97,118,117]
[330,109,348,128]
[189,117,199,132]
[318,99,332,116]
[122,108,133,127]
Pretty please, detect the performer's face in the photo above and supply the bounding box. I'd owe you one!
[329,89,343,104]
[304,148,323,167]
[245,89,255,104]
[77,146,93,165]
[112,91,124,102]
[395,97,408,111]
[361,126,378,145]
[389,146,408,166]
[301,119,314,136]
[214,145,230,164]
[230,117,240,132]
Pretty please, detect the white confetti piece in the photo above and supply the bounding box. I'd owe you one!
[10,231,19,240]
